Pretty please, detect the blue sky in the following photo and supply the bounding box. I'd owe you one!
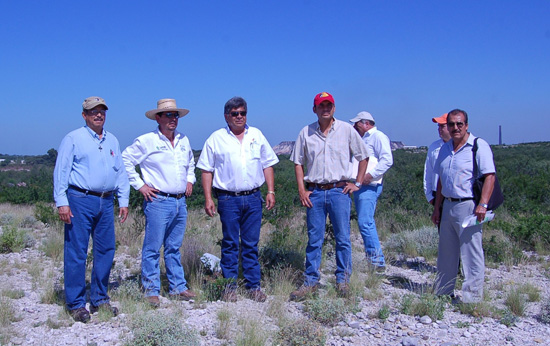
[1,1,549,155]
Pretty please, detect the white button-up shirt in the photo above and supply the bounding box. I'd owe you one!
[423,138,445,202]
[197,125,279,192]
[122,128,196,194]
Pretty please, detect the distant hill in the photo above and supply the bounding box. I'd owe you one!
[273,141,406,155]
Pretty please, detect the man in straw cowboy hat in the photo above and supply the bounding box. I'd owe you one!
[54,96,129,322]
[197,96,279,302]
[122,98,196,307]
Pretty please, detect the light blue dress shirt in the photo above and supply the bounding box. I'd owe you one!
[53,126,130,207]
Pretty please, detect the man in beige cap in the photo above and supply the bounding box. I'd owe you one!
[122,99,196,307]
[424,113,451,205]
[53,96,129,322]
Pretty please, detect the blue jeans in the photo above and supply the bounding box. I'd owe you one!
[217,190,263,290]
[354,184,385,267]
[64,188,115,310]
[142,195,189,296]
[304,187,352,286]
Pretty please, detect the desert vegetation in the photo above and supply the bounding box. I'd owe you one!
[0,142,549,344]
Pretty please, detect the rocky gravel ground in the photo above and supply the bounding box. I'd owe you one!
[2,229,550,345]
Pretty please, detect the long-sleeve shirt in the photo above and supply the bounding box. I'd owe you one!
[290,119,369,184]
[122,128,196,194]
[362,126,393,183]
[197,125,279,192]
[423,138,445,202]
[53,126,130,207]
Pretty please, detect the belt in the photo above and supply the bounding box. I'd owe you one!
[214,187,260,197]
[307,181,347,190]
[445,197,474,202]
[156,191,185,199]
[69,185,113,198]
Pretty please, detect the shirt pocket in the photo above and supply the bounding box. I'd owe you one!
[250,141,261,160]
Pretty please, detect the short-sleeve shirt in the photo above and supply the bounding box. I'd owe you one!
[434,133,495,199]
[197,125,279,192]
[290,118,369,183]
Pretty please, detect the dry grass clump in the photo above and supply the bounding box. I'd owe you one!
[125,310,199,346]
[276,318,326,346]
[384,226,439,260]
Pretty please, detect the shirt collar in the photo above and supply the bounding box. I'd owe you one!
[84,126,106,140]
[225,124,249,135]
[155,127,181,141]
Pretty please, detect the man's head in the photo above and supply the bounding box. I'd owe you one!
[432,113,451,142]
[145,99,189,134]
[446,109,469,144]
[313,92,335,121]
[81,96,108,133]
[349,111,375,136]
[224,96,247,134]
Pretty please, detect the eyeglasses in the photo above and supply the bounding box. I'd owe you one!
[87,109,106,116]
[447,121,465,128]
[230,111,247,117]
[161,112,180,119]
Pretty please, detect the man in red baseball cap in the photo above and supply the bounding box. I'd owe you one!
[290,92,369,300]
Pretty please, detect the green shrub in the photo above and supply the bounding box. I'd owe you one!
[378,304,390,320]
[276,318,326,346]
[304,297,347,326]
[203,277,236,302]
[34,202,59,226]
[0,226,30,253]
[399,293,448,321]
[126,311,199,346]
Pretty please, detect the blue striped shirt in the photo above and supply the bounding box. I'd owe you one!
[53,126,130,207]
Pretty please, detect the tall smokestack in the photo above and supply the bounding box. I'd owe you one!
[499,125,502,145]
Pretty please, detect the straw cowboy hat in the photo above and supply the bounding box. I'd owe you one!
[145,99,190,120]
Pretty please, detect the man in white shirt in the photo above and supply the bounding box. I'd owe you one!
[122,99,196,307]
[197,96,279,302]
[423,113,451,205]
[349,111,393,271]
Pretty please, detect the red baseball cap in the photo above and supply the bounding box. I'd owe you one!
[432,113,448,124]
[314,92,335,106]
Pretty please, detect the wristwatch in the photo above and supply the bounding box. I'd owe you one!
[354,181,362,188]
[479,203,488,209]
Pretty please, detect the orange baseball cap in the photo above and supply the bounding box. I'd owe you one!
[432,113,448,124]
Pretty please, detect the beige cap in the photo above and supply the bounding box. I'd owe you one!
[82,96,108,110]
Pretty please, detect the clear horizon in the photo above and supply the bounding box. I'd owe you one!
[1,1,549,155]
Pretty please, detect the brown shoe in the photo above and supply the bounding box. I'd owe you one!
[69,307,91,323]
[90,303,119,316]
[146,296,160,308]
[170,289,196,301]
[247,289,267,302]
[336,283,350,298]
[221,289,238,302]
[289,285,318,302]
